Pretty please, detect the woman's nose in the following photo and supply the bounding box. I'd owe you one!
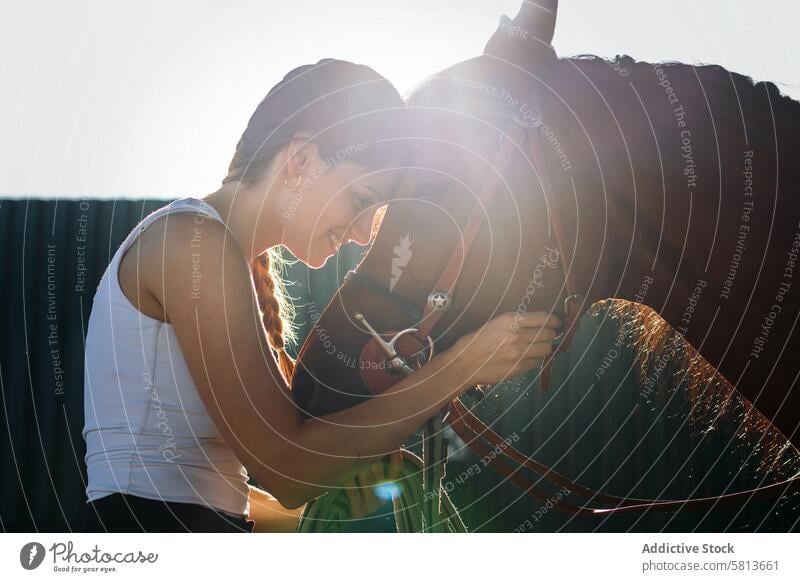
[347,211,377,245]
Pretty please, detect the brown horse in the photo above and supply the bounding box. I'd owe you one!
[290,0,800,522]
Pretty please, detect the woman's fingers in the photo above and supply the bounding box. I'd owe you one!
[368,463,385,489]
[513,326,559,343]
[343,477,366,518]
[512,311,562,330]
[387,450,403,482]
[449,310,566,389]
[370,464,389,508]
[521,342,554,360]
[356,467,380,516]
[498,332,556,359]
[509,359,544,379]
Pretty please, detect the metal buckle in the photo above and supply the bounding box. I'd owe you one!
[551,293,583,346]
[564,293,583,317]
[355,312,435,376]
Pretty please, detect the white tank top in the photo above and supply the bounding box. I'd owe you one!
[82,197,250,517]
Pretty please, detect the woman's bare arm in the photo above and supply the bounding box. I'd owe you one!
[150,215,555,508]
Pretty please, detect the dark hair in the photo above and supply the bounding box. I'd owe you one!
[225,58,407,186]
[226,59,407,384]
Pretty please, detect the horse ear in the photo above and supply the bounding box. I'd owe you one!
[483,0,558,70]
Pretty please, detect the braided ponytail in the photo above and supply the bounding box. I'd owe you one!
[251,249,296,385]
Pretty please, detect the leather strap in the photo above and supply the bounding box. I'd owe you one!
[415,125,527,342]
[412,112,584,388]
[448,410,594,515]
[524,115,584,391]
[450,399,653,509]
[449,398,800,513]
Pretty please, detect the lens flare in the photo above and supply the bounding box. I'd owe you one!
[373,480,402,501]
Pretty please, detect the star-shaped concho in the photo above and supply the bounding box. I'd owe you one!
[429,292,450,311]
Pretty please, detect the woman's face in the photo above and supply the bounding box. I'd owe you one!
[281,156,398,269]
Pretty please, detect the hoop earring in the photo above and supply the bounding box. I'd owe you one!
[284,175,303,192]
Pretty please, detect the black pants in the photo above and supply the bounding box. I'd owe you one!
[83,493,254,533]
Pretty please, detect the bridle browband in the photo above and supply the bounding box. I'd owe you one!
[344,96,800,516]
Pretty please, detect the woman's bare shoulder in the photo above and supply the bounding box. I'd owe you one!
[119,212,235,323]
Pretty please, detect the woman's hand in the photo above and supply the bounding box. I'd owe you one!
[341,450,403,519]
[448,311,562,388]
[248,485,305,532]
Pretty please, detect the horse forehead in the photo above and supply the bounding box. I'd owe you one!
[408,138,496,183]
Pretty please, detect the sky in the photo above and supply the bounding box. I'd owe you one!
[0,0,798,199]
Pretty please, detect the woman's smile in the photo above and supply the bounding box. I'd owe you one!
[327,228,344,255]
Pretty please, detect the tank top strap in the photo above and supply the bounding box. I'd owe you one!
[118,197,241,258]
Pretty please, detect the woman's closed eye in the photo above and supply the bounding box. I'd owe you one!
[353,192,377,211]
[415,181,452,199]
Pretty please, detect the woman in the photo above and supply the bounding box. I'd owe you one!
[82,59,561,532]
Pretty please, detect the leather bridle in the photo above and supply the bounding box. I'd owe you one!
[343,97,800,517]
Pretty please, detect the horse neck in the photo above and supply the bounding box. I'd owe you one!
[441,145,587,340]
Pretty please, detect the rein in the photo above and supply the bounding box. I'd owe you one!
[345,102,800,516]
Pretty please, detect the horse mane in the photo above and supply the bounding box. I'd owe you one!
[569,53,798,103]
[408,52,799,120]
[563,56,800,469]
[598,299,794,474]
